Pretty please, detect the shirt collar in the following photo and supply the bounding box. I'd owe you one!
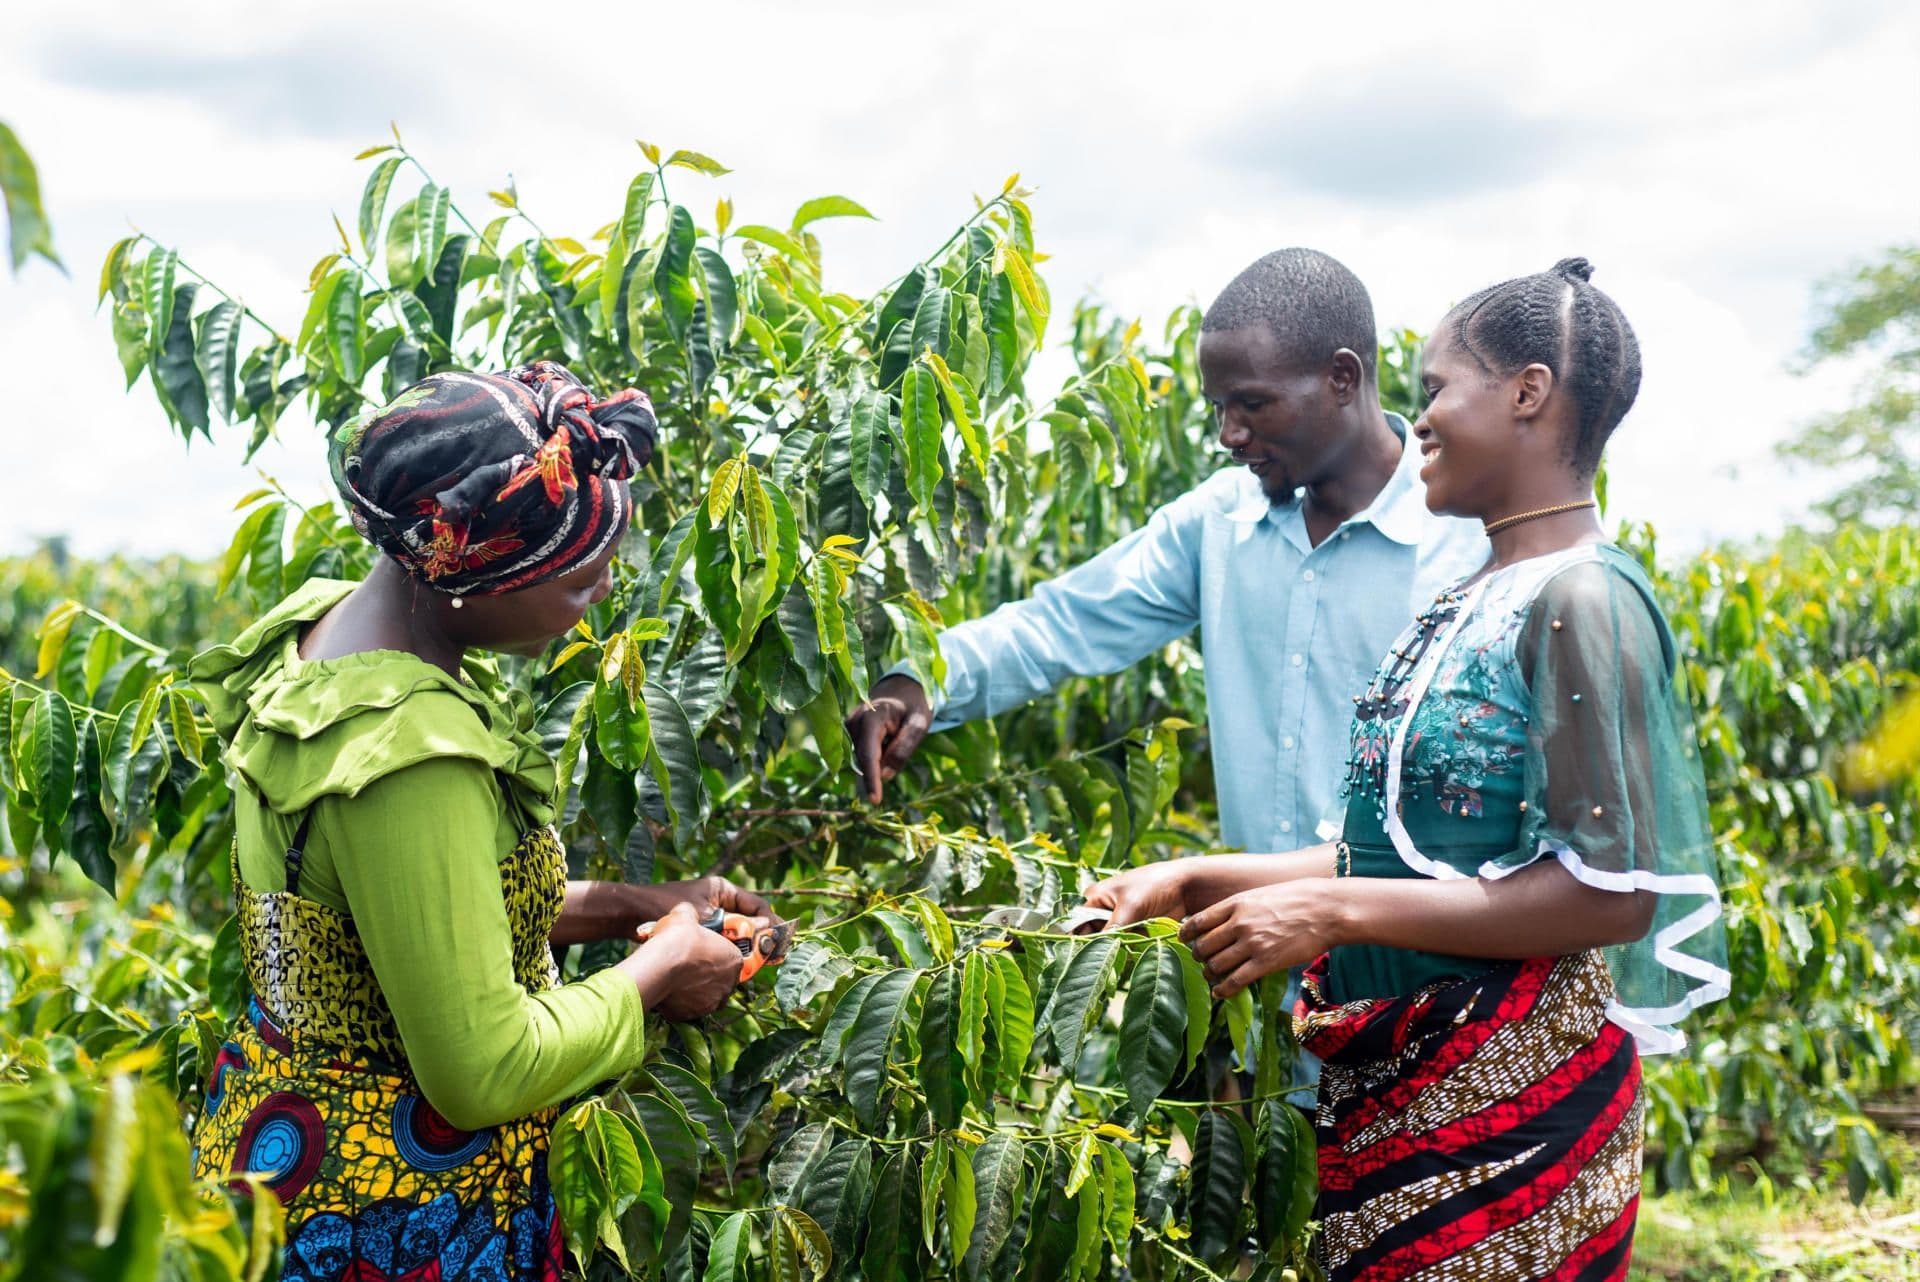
[1222,412,1430,545]
[1351,413,1430,546]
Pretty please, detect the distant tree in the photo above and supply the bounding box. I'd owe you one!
[0,121,60,274]
[1779,245,1920,526]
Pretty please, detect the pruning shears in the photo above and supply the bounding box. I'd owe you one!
[634,906,795,982]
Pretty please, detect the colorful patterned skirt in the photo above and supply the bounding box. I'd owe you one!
[1295,951,1643,1282]
[192,828,572,1281]
[193,999,563,1281]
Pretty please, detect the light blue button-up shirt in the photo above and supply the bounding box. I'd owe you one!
[924,416,1489,855]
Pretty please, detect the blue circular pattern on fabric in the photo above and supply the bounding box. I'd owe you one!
[250,1116,302,1176]
[391,1095,494,1172]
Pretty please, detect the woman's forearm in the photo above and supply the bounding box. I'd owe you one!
[551,879,656,946]
[1185,846,1338,909]
[1330,860,1654,959]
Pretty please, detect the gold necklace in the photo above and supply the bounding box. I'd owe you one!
[1482,499,1597,536]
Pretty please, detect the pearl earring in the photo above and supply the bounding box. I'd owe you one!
[450,596,464,610]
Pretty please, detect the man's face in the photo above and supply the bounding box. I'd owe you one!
[1198,326,1343,504]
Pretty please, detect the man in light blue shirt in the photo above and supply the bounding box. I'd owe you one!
[850,249,1484,841]
[847,249,1486,1085]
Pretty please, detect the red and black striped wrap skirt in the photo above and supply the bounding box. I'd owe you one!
[1295,951,1644,1281]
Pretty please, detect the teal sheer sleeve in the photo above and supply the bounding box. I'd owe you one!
[1481,549,1730,1053]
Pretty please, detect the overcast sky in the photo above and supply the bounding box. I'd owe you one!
[4,0,1914,559]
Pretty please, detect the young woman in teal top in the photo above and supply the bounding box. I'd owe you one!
[1089,261,1727,1280]
[191,363,774,1282]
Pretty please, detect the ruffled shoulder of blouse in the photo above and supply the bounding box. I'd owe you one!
[187,579,556,822]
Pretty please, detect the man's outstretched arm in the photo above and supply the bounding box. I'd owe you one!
[847,484,1211,802]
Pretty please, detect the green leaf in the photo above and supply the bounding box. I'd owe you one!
[1070,1156,1103,1281]
[694,246,738,349]
[844,969,919,1128]
[862,1152,913,1282]
[384,194,420,288]
[918,967,967,1129]
[167,690,204,769]
[1097,1143,1134,1254]
[1045,935,1119,1073]
[920,1136,949,1255]
[1002,244,1049,335]
[909,284,952,364]
[594,679,651,771]
[666,149,732,177]
[655,204,697,341]
[959,951,990,1099]
[900,365,942,512]
[805,978,879,1082]
[0,122,61,271]
[245,502,286,603]
[143,248,178,345]
[782,1207,833,1281]
[647,1062,736,1172]
[31,689,76,836]
[1179,946,1212,1074]
[963,1134,1025,1282]
[327,269,365,383]
[631,1090,699,1262]
[849,380,892,505]
[98,235,136,303]
[927,354,985,475]
[701,1212,750,1282]
[791,195,876,231]
[799,1138,873,1268]
[153,282,209,435]
[767,1121,835,1208]
[989,953,1036,1095]
[732,224,812,262]
[110,301,149,389]
[89,1073,138,1243]
[1188,1111,1246,1260]
[643,679,706,851]
[208,913,247,1023]
[194,300,243,423]
[357,155,405,255]
[1254,1100,1315,1250]
[1120,942,1187,1114]
[948,1140,977,1267]
[417,182,451,272]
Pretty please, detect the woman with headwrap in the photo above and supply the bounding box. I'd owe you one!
[188,362,773,1281]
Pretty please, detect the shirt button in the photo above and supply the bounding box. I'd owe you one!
[1282,735,1295,749]
[1279,820,1293,834]
[1302,569,1316,583]
[1290,653,1303,667]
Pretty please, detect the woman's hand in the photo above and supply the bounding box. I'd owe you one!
[623,903,747,1021]
[643,875,778,927]
[1180,879,1347,999]
[1082,859,1199,928]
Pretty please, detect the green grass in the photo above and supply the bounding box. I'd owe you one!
[1631,1142,1920,1282]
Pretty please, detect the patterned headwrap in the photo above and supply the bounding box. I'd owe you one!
[329,362,657,599]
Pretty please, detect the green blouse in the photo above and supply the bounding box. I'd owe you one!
[1330,545,1729,1053]
[190,579,647,1131]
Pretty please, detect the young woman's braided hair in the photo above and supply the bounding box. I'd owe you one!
[1445,257,1641,476]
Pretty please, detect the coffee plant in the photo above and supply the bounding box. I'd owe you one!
[0,135,1913,1279]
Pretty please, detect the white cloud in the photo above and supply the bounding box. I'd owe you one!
[3,0,1915,558]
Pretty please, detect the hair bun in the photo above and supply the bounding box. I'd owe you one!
[1552,256,1594,283]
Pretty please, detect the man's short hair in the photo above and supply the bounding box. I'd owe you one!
[1202,249,1378,380]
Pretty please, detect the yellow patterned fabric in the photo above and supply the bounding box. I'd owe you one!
[192,828,572,1282]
